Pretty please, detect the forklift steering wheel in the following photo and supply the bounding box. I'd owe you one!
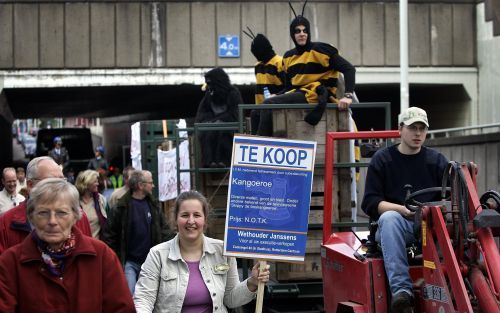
[404,187,451,212]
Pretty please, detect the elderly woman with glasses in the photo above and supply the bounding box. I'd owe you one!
[0,178,134,312]
[75,169,107,239]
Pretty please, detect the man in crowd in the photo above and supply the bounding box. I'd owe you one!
[105,170,172,294]
[48,136,70,172]
[0,168,25,215]
[15,167,27,195]
[109,166,124,190]
[361,107,448,313]
[0,157,92,254]
[88,145,109,172]
[107,166,134,211]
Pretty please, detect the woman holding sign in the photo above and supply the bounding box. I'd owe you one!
[134,190,270,313]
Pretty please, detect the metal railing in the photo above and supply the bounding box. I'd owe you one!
[172,102,394,222]
[237,102,393,133]
[174,122,239,193]
[428,122,500,139]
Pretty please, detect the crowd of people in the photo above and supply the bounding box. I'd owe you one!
[0,156,270,312]
[0,3,444,313]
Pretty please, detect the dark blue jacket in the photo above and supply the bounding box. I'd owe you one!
[361,144,448,220]
[104,190,173,265]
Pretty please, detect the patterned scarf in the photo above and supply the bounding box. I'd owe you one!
[31,231,76,276]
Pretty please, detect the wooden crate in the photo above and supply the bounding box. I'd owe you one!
[201,172,230,210]
[272,108,339,166]
[207,216,226,240]
[272,107,353,223]
[308,210,324,225]
[272,253,322,281]
[270,230,322,282]
[305,230,322,254]
[202,172,229,187]
[161,199,176,230]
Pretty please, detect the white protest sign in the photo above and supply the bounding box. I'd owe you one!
[130,122,142,170]
[157,141,191,201]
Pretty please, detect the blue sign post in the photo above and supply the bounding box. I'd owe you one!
[223,136,317,262]
[218,35,240,58]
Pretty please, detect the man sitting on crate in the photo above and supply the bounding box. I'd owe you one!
[361,107,448,313]
[254,2,356,136]
[195,67,243,168]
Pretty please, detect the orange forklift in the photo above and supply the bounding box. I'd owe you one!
[321,131,500,313]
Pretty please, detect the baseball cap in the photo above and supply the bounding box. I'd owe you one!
[96,146,105,154]
[53,136,62,144]
[398,107,429,127]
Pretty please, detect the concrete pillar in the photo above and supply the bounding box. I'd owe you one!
[0,79,14,169]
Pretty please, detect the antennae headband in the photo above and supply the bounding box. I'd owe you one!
[289,2,298,18]
[301,0,308,16]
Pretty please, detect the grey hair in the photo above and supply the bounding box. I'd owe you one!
[2,167,16,179]
[128,170,150,192]
[27,178,82,220]
[123,166,135,184]
[26,156,54,180]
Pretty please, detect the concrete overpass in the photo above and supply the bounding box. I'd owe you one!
[1,0,497,169]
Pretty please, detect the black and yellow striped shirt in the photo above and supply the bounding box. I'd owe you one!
[283,42,354,104]
[254,55,285,104]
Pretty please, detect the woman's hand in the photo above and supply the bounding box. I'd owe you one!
[246,262,271,292]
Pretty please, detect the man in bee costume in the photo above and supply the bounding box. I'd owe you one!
[243,28,285,135]
[255,1,356,135]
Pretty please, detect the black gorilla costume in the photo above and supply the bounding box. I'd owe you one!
[195,67,243,167]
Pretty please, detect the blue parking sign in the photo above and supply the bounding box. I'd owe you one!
[218,35,240,58]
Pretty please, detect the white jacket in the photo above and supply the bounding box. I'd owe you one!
[0,189,25,215]
[134,234,256,313]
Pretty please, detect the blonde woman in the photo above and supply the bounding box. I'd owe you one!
[75,170,107,239]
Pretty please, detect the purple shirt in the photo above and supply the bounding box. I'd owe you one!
[181,261,213,313]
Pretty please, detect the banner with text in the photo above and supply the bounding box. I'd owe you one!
[224,136,316,262]
[157,140,191,201]
[130,122,142,170]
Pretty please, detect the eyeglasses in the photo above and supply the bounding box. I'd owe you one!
[34,210,71,220]
[294,28,308,34]
[142,181,154,185]
[405,124,428,133]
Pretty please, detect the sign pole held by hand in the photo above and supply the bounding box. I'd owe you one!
[255,260,267,313]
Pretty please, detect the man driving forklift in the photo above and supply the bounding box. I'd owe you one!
[361,107,449,313]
